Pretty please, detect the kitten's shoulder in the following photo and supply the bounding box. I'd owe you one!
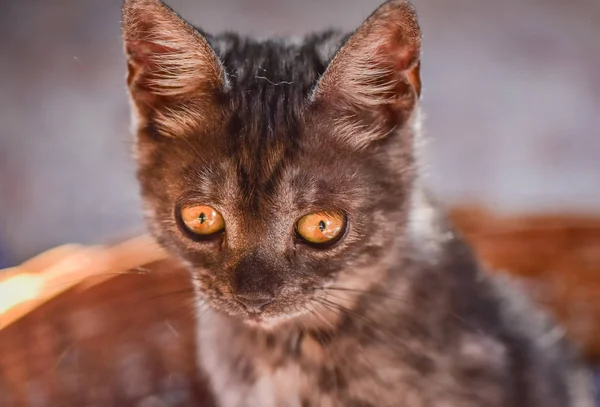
[408,195,594,404]
[486,272,596,406]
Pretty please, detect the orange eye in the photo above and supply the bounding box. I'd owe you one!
[296,212,346,245]
[180,205,225,236]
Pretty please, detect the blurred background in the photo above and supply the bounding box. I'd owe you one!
[0,0,599,266]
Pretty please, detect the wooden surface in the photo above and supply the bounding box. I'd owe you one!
[0,206,599,406]
[0,236,169,331]
[0,258,215,407]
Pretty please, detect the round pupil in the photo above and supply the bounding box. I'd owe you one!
[318,220,326,232]
[198,212,206,224]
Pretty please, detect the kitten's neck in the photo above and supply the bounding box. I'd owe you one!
[407,184,453,261]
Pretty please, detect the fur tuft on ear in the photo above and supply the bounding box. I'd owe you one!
[311,0,422,147]
[122,0,227,121]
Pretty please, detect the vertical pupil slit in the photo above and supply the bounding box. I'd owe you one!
[198,212,206,224]
[318,220,326,232]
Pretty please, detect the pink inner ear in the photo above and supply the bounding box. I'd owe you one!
[381,40,421,97]
[373,19,420,72]
[406,61,421,97]
[127,40,173,66]
[312,0,422,109]
[390,45,420,72]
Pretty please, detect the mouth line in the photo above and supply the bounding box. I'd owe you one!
[242,313,281,329]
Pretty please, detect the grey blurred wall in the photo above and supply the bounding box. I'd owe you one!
[0,0,599,263]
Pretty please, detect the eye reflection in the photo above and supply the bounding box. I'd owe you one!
[296,212,345,245]
[180,205,225,235]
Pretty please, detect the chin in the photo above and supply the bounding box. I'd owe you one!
[240,309,309,330]
[242,317,277,330]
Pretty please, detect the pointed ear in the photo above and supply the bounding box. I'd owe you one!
[311,0,421,147]
[122,0,227,134]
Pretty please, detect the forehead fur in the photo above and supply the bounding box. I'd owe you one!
[215,34,336,166]
[152,31,343,137]
[148,32,350,200]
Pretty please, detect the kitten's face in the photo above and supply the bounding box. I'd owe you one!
[123,0,421,327]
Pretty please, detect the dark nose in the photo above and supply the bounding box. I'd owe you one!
[234,293,274,313]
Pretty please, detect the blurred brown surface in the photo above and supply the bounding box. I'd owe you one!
[0,236,168,331]
[1,206,600,405]
[450,206,600,361]
[0,259,214,407]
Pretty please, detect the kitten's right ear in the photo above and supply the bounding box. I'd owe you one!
[122,0,227,119]
[311,0,421,149]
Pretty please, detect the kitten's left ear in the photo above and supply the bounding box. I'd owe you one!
[122,0,227,119]
[311,0,421,147]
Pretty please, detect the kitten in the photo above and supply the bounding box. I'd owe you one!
[122,0,595,406]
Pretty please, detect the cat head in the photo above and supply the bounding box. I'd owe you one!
[122,0,422,328]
